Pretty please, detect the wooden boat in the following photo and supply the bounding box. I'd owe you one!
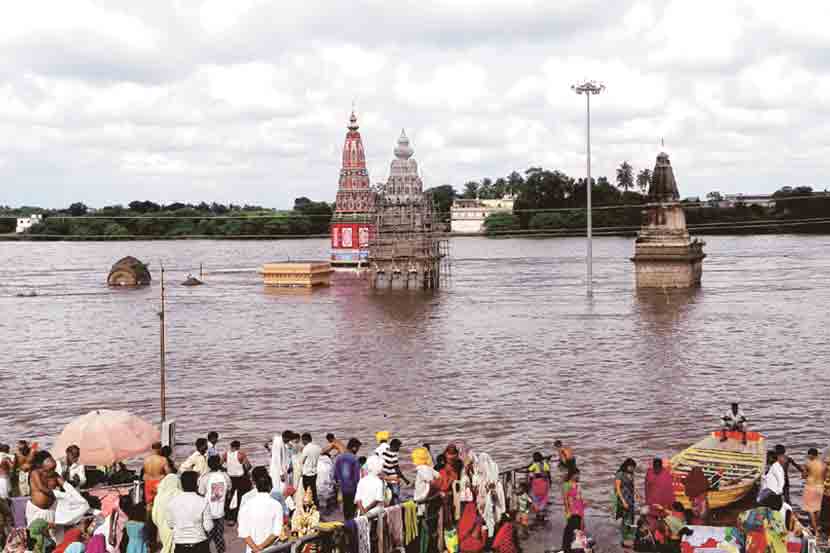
[671,430,766,510]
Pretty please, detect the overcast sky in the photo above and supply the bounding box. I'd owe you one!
[1,0,828,208]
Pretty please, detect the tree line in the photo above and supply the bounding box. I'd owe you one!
[427,162,830,236]
[0,198,333,238]
[2,164,828,238]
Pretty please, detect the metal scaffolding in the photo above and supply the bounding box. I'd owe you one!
[368,194,448,290]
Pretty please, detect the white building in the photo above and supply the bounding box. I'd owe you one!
[450,196,516,234]
[723,194,776,209]
[16,214,43,233]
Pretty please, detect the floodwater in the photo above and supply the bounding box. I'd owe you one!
[2,235,829,509]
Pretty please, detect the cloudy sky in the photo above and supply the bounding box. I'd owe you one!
[1,0,828,208]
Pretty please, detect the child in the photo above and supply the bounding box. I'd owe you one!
[660,503,693,553]
[562,515,594,553]
[528,453,550,523]
[634,517,656,552]
[563,468,586,522]
[515,483,532,538]
[122,503,149,553]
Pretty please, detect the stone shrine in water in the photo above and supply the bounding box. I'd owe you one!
[330,111,376,267]
[631,151,705,288]
[368,129,445,289]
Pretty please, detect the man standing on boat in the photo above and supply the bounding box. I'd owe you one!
[721,402,748,444]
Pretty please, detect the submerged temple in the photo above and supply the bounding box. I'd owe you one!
[368,130,446,289]
[631,151,705,288]
[330,111,376,267]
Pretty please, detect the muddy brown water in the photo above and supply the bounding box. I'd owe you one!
[2,235,829,513]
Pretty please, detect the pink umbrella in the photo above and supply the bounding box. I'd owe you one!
[52,410,160,465]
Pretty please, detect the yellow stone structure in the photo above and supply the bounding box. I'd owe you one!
[260,261,333,288]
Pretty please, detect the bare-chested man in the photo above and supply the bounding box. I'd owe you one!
[27,450,59,526]
[143,442,170,508]
[15,440,36,496]
[803,448,825,535]
[322,434,347,457]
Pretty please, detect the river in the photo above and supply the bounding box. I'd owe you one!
[2,234,828,506]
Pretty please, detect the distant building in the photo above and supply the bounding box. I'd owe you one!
[16,214,42,233]
[723,194,776,209]
[450,196,516,234]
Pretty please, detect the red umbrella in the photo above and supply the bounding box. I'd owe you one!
[52,410,160,465]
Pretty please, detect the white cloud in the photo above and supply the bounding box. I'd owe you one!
[0,1,828,207]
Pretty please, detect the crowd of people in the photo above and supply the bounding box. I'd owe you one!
[4,409,830,553]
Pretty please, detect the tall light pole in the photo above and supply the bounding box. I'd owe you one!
[159,265,167,422]
[572,80,605,297]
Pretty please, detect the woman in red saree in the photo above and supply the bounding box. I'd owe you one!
[459,502,486,553]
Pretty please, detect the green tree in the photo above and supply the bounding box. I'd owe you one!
[616,162,634,192]
[483,212,520,235]
[478,178,495,199]
[636,169,651,194]
[462,181,480,199]
[68,202,88,216]
[103,222,129,237]
[425,185,457,223]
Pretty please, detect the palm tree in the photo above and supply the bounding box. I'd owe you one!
[616,161,634,192]
[636,169,652,194]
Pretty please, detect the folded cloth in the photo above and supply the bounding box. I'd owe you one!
[377,509,386,553]
[355,516,371,553]
[12,497,28,528]
[26,501,56,526]
[403,501,419,545]
[144,479,161,505]
[386,505,403,548]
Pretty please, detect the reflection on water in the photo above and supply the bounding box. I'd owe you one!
[2,235,830,509]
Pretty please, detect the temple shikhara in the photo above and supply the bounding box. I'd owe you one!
[328,111,447,288]
[330,111,376,267]
[631,150,706,288]
[369,130,446,289]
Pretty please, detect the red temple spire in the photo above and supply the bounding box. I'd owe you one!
[330,110,376,266]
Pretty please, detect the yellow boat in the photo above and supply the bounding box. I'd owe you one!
[670,430,766,509]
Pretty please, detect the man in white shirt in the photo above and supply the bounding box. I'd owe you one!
[355,455,386,516]
[238,472,283,553]
[55,445,87,489]
[763,445,787,499]
[299,434,322,507]
[198,456,231,553]
[721,403,748,444]
[167,471,213,553]
[180,439,209,477]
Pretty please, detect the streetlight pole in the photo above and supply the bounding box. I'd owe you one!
[159,264,166,422]
[572,80,605,297]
